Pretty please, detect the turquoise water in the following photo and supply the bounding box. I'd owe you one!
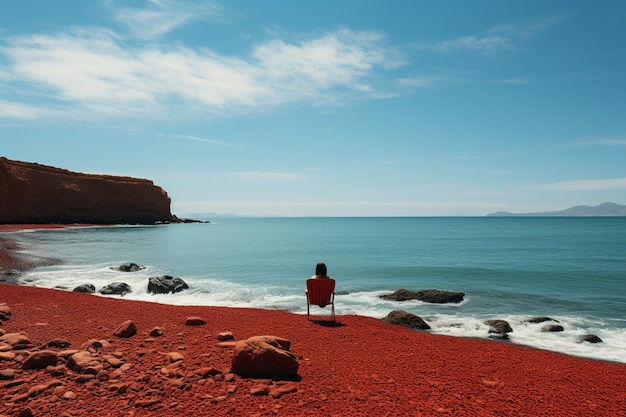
[9,217,626,363]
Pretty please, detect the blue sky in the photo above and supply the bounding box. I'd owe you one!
[1,1,625,216]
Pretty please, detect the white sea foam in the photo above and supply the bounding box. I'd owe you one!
[10,217,626,365]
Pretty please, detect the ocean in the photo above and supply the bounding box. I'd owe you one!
[6,217,626,363]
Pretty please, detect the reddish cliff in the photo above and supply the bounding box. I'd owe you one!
[0,157,172,224]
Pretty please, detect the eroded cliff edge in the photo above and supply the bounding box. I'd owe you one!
[0,157,173,224]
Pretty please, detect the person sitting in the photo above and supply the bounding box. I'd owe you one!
[311,262,331,279]
[305,262,336,320]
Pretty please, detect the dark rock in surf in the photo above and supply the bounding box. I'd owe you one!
[73,284,96,294]
[379,289,465,304]
[526,317,559,324]
[99,282,132,296]
[489,333,510,341]
[485,320,513,334]
[541,324,564,332]
[147,275,189,294]
[580,334,603,344]
[381,310,431,330]
[114,263,145,272]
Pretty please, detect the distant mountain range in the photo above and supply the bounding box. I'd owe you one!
[487,202,626,217]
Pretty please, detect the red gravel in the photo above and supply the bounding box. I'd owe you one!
[1,283,625,417]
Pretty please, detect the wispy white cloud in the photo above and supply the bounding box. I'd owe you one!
[414,35,512,53]
[0,27,400,120]
[413,16,564,54]
[570,138,626,147]
[106,0,221,39]
[536,178,626,191]
[161,133,235,146]
[238,171,302,181]
[398,75,438,88]
[0,100,53,119]
[490,16,566,38]
[493,78,531,85]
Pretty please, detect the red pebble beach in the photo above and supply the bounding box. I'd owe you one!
[1,227,625,416]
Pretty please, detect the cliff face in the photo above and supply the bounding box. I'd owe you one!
[0,157,172,224]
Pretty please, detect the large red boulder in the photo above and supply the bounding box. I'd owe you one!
[231,336,299,378]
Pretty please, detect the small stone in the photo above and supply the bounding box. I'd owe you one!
[66,350,100,373]
[580,334,603,343]
[0,332,31,347]
[63,391,77,400]
[97,370,110,382]
[22,350,58,370]
[0,303,11,317]
[113,320,137,338]
[250,383,270,396]
[0,369,15,380]
[76,374,96,384]
[149,327,164,337]
[135,398,161,408]
[46,338,71,348]
[115,263,144,272]
[46,365,67,377]
[526,316,559,324]
[217,331,234,341]
[541,324,564,332]
[166,352,184,363]
[185,317,206,326]
[197,367,222,378]
[18,407,34,417]
[81,339,110,350]
[104,355,125,368]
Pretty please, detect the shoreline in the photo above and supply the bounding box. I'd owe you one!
[1,284,625,416]
[1,226,625,415]
[1,225,78,282]
[2,225,624,364]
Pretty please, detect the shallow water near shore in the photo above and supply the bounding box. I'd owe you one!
[6,217,626,363]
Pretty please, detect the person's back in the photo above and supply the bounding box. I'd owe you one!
[311,261,331,279]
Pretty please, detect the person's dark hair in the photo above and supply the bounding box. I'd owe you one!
[315,262,327,276]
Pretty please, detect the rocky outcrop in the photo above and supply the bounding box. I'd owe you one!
[485,320,513,334]
[541,324,564,332]
[525,317,559,324]
[381,310,431,330]
[148,275,189,294]
[99,282,132,296]
[380,289,465,304]
[580,334,603,343]
[72,284,96,294]
[0,157,172,224]
[113,263,145,272]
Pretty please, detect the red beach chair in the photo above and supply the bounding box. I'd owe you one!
[305,278,336,321]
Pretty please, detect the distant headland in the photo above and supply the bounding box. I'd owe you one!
[0,157,200,225]
[487,202,626,217]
